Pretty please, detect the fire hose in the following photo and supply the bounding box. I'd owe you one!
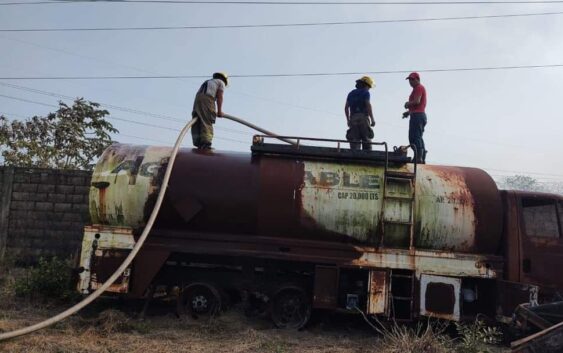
[0,113,293,341]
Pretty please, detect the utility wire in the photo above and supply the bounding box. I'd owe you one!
[1,64,563,80]
[115,133,169,144]
[0,82,253,136]
[0,110,170,144]
[3,0,563,6]
[0,81,559,153]
[2,94,561,178]
[0,93,250,143]
[2,11,563,32]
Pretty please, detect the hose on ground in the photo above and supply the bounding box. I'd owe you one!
[0,112,293,341]
[0,117,198,341]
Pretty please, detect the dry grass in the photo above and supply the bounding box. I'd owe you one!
[376,321,452,353]
[0,267,509,353]
[0,304,380,353]
[0,307,511,353]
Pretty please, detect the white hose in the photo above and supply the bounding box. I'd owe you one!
[221,113,297,146]
[0,118,198,341]
[0,113,293,341]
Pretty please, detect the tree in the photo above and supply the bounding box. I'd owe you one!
[0,98,118,170]
[497,175,543,192]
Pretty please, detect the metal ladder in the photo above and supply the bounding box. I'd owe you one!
[388,269,416,321]
[379,151,417,249]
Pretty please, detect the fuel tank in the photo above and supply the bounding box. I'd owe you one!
[89,144,503,254]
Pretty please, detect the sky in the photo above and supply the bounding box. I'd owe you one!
[0,0,562,184]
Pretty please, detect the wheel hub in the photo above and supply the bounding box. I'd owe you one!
[192,295,208,312]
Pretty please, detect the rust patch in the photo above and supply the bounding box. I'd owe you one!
[90,248,131,293]
[367,270,388,314]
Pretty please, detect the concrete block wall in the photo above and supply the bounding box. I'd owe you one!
[0,167,92,263]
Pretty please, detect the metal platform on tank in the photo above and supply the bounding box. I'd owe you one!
[251,136,412,164]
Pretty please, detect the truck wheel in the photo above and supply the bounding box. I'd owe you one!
[177,282,222,320]
[270,286,311,329]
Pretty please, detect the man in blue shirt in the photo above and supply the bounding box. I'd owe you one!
[345,76,376,150]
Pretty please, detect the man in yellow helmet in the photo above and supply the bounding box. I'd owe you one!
[345,76,376,150]
[191,72,228,149]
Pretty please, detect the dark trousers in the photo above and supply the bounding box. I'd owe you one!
[348,113,373,151]
[408,112,427,163]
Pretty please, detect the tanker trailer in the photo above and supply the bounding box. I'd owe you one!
[78,138,505,328]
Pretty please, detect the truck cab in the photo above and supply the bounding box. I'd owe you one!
[502,190,563,300]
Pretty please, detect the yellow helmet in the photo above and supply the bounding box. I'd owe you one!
[356,75,374,88]
[213,72,229,86]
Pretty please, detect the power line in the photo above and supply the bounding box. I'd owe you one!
[0,34,366,124]
[1,95,560,171]
[0,115,166,144]
[0,81,559,152]
[0,82,179,121]
[0,111,30,119]
[1,63,563,80]
[0,33,550,144]
[0,82,253,136]
[1,98,558,175]
[3,11,563,32]
[0,93,250,144]
[0,81,556,152]
[0,93,57,108]
[3,0,563,6]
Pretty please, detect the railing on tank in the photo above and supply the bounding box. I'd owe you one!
[252,134,390,171]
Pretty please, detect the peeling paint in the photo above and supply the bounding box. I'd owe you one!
[89,144,172,228]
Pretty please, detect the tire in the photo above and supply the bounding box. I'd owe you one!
[270,286,311,330]
[177,282,222,320]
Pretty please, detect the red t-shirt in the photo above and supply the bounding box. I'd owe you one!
[408,84,427,113]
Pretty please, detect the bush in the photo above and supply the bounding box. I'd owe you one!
[13,257,78,301]
[376,320,453,353]
[455,319,502,353]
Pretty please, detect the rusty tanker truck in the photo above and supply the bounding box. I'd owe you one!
[77,137,563,330]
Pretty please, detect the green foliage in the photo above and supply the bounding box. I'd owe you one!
[13,257,79,301]
[377,320,453,353]
[0,98,118,170]
[455,319,502,353]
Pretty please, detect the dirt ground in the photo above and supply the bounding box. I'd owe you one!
[0,297,513,353]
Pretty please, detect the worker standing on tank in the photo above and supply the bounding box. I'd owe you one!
[191,72,228,149]
[345,76,376,151]
[402,72,427,163]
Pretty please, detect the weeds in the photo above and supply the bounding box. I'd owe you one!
[363,316,504,353]
[374,320,453,353]
[13,256,79,302]
[260,339,289,353]
[455,319,502,353]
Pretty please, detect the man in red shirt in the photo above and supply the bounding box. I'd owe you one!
[402,72,427,163]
